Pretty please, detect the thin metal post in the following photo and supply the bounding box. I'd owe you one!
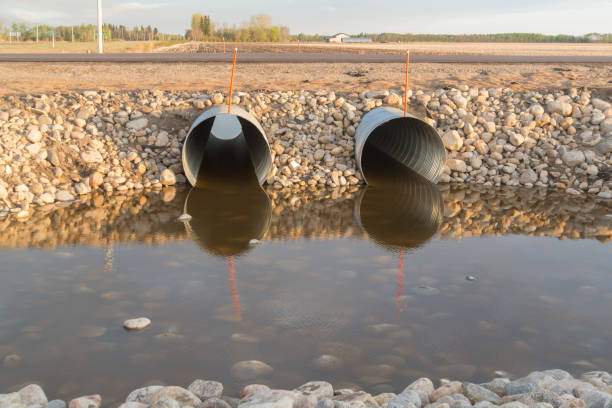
[97,0,103,53]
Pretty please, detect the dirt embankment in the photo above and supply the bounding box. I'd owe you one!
[0,61,610,97]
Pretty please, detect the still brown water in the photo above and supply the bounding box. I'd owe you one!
[0,173,611,404]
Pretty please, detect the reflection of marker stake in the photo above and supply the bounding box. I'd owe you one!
[228,48,238,114]
[396,249,406,313]
[404,51,410,117]
[228,256,242,321]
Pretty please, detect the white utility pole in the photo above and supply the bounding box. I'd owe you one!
[97,0,103,53]
[36,24,39,43]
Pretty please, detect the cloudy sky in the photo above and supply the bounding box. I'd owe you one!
[0,0,610,35]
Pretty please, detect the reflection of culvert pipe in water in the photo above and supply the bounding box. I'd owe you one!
[355,106,446,184]
[182,105,273,186]
[355,159,443,252]
[183,184,272,257]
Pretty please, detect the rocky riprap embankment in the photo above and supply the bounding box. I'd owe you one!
[1,87,611,218]
[2,370,611,408]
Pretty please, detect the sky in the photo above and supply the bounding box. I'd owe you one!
[0,0,611,36]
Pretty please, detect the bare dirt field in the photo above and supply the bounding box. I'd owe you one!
[154,41,612,56]
[0,61,610,97]
[2,41,612,56]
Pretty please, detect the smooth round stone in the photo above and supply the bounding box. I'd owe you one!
[123,318,152,331]
[177,214,192,222]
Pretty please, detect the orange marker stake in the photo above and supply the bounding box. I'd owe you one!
[396,249,406,313]
[404,50,410,117]
[228,256,242,321]
[228,48,238,114]
[223,36,226,53]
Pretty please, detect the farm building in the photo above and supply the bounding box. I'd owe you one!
[325,33,350,43]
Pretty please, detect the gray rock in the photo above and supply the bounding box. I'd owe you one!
[231,360,274,381]
[123,317,151,331]
[47,400,67,408]
[583,391,612,408]
[27,129,42,143]
[388,390,420,408]
[366,91,389,99]
[316,398,335,408]
[17,385,47,406]
[241,386,271,399]
[295,382,334,399]
[118,403,148,408]
[238,390,297,408]
[404,378,434,405]
[463,383,502,404]
[126,386,164,404]
[222,397,240,408]
[199,398,232,408]
[188,380,223,400]
[474,402,499,408]
[480,379,509,396]
[332,391,380,408]
[0,393,21,406]
[442,130,463,151]
[81,150,103,164]
[68,395,101,408]
[126,118,149,130]
[160,169,176,186]
[152,398,180,408]
[55,190,75,202]
[562,150,586,167]
[505,383,537,396]
[519,169,538,185]
[581,371,612,389]
[153,387,201,407]
[500,403,527,408]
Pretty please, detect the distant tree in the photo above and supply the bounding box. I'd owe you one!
[250,14,272,30]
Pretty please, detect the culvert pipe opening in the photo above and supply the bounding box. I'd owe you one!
[182,105,273,187]
[355,107,446,184]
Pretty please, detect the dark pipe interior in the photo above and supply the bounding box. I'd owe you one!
[362,117,445,184]
[184,116,270,188]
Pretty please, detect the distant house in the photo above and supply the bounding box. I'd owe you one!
[325,33,350,43]
[341,37,372,43]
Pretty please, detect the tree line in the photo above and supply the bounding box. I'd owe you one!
[186,13,291,42]
[1,18,610,43]
[295,32,612,43]
[0,22,182,42]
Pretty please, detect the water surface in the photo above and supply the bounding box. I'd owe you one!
[0,179,610,404]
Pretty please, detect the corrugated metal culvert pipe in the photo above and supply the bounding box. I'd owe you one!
[182,105,273,187]
[355,106,446,184]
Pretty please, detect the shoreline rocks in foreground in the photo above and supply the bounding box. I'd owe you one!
[0,86,611,219]
[1,369,611,408]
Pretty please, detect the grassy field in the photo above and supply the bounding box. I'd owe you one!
[0,40,170,53]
